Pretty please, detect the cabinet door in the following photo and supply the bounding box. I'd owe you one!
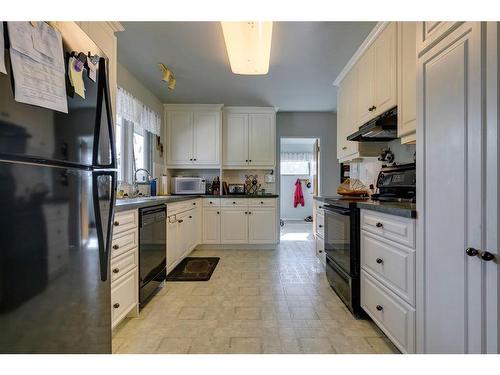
[166,218,178,269]
[337,69,359,160]
[398,22,417,143]
[356,47,375,126]
[248,113,275,167]
[167,111,193,166]
[221,208,248,244]
[418,22,484,353]
[223,113,249,167]
[373,22,397,116]
[416,22,463,55]
[202,208,221,244]
[248,208,276,244]
[193,111,220,166]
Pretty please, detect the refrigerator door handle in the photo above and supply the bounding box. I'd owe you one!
[93,57,117,169]
[92,170,117,281]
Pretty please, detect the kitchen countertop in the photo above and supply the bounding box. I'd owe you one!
[314,196,416,219]
[115,194,279,212]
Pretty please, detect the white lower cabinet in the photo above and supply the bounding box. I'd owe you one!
[221,208,248,244]
[202,198,277,245]
[248,208,276,244]
[359,209,416,353]
[111,209,139,329]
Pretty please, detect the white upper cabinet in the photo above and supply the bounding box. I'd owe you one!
[416,22,463,55]
[223,107,276,168]
[193,111,221,165]
[223,113,249,166]
[165,104,222,168]
[356,22,397,127]
[398,22,417,144]
[337,69,360,160]
[373,22,397,116]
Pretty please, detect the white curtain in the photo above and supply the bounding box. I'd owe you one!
[117,87,161,136]
[280,152,313,162]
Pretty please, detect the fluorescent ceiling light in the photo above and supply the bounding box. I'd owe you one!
[221,21,273,75]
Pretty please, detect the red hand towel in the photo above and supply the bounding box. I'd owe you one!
[294,179,305,208]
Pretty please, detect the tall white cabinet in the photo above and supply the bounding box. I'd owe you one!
[417,21,499,354]
[165,104,223,168]
[223,107,276,168]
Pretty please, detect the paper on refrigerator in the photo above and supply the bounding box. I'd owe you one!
[0,26,6,74]
[7,22,68,113]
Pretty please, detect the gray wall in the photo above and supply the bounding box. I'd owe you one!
[276,112,340,198]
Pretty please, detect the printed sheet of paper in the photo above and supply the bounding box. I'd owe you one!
[7,22,67,113]
[0,26,6,74]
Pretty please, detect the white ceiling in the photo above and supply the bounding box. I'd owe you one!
[117,22,376,112]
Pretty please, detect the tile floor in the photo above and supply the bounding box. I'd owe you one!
[112,221,399,354]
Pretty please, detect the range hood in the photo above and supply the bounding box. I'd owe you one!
[347,107,398,142]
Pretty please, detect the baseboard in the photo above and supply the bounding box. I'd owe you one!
[195,243,277,250]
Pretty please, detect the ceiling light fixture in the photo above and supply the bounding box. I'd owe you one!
[158,63,176,91]
[220,21,273,75]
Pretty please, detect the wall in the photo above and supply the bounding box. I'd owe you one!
[276,112,340,196]
[349,139,416,187]
[117,63,166,178]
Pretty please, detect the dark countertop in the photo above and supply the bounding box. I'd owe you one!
[115,194,279,212]
[314,196,416,219]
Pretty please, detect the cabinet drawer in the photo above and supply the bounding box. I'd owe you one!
[361,231,415,304]
[248,198,276,208]
[111,229,138,258]
[221,198,248,207]
[203,198,221,207]
[361,270,415,353]
[113,210,138,235]
[168,200,196,215]
[360,209,415,248]
[110,248,138,283]
[315,213,325,238]
[315,236,325,265]
[111,269,137,328]
[314,200,325,214]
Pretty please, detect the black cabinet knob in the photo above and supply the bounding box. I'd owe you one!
[113,244,119,250]
[376,258,383,264]
[217,211,220,215]
[248,212,252,214]
[233,201,236,204]
[376,305,383,311]
[112,268,119,274]
[113,303,120,309]
[113,221,119,226]
[466,247,479,257]
[189,216,192,219]
[193,202,196,205]
[376,222,383,228]
[318,225,323,228]
[177,219,183,223]
[481,251,495,261]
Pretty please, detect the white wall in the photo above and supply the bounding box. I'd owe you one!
[276,112,340,196]
[117,63,166,177]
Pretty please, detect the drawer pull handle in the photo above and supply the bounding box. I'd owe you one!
[245,212,248,215]
[189,216,192,219]
[481,251,495,262]
[112,268,120,274]
[319,250,323,253]
[376,258,383,264]
[209,202,213,204]
[248,211,252,214]
[375,222,383,228]
[113,244,119,250]
[260,201,264,204]
[177,219,184,223]
[466,247,479,257]
[217,211,220,215]
[318,225,323,228]
[114,221,120,226]
[193,202,196,206]
[376,305,383,311]
[233,201,236,204]
[113,303,120,309]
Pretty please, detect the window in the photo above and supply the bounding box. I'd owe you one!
[280,161,310,175]
[116,87,161,184]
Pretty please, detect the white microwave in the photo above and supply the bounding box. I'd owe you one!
[171,177,206,195]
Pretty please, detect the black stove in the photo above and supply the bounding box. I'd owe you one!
[370,163,416,203]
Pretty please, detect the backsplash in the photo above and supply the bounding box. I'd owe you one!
[349,140,416,188]
[222,169,276,194]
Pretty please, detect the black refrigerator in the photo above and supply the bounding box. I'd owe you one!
[0,23,116,353]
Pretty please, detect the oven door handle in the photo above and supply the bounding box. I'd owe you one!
[323,204,351,216]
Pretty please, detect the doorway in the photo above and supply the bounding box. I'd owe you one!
[279,137,320,238]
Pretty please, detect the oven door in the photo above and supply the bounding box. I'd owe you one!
[323,204,353,275]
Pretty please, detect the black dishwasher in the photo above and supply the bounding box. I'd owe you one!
[139,205,166,308]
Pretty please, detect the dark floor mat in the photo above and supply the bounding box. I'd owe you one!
[166,257,220,281]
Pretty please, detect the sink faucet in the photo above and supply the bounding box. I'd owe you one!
[132,168,152,197]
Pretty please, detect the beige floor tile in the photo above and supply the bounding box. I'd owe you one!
[178,307,205,320]
[230,337,262,354]
[156,337,193,354]
[112,222,399,355]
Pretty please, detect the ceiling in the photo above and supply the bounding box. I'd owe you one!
[117,22,376,112]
